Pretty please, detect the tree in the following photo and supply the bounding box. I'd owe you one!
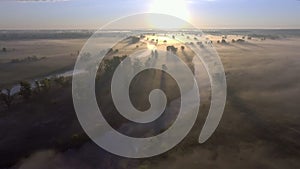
[104,56,122,74]
[35,80,41,92]
[140,34,145,39]
[54,76,68,87]
[131,36,140,44]
[0,89,14,109]
[19,81,32,100]
[40,78,51,91]
[166,46,178,53]
[236,39,245,43]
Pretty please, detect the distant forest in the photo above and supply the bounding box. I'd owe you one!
[0,30,94,40]
[0,29,300,40]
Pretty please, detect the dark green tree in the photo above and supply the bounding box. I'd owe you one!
[104,56,122,74]
[0,89,14,109]
[19,81,32,100]
[40,78,51,91]
[54,76,68,87]
[34,80,41,93]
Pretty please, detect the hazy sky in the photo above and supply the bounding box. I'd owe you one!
[0,0,299,29]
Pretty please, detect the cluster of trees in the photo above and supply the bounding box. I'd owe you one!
[166,45,178,53]
[130,36,140,44]
[0,89,14,109]
[100,55,147,76]
[215,35,252,44]
[0,76,70,110]
[102,56,126,74]
[140,34,146,39]
[11,55,46,63]
[217,38,248,44]
[231,39,245,43]
[197,42,205,48]
[217,39,227,44]
[149,39,159,44]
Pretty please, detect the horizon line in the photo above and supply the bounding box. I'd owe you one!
[1,28,300,31]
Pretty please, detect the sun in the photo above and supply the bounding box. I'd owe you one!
[149,0,190,21]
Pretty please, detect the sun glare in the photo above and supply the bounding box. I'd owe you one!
[149,0,190,22]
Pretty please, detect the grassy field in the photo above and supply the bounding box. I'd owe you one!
[0,39,86,87]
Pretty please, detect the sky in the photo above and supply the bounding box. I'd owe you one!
[0,0,299,29]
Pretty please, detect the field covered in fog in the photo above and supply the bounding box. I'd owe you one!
[0,30,299,169]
